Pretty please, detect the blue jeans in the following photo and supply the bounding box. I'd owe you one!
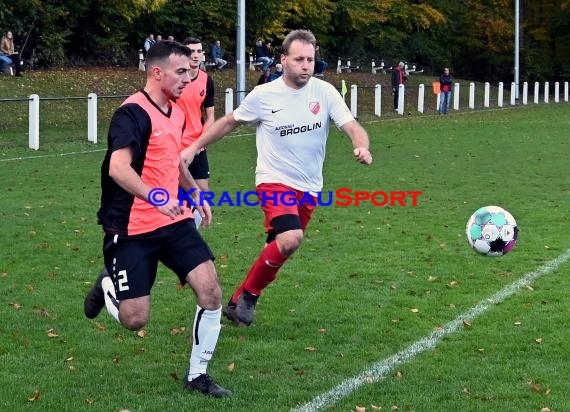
[257,56,273,71]
[439,91,451,114]
[0,54,12,72]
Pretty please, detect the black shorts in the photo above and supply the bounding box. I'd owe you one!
[102,219,214,300]
[188,150,210,180]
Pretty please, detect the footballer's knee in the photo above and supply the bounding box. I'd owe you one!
[276,229,304,257]
[118,298,150,330]
[187,262,223,309]
[120,314,149,331]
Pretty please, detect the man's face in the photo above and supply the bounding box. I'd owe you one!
[185,43,203,69]
[281,40,315,89]
[158,54,192,100]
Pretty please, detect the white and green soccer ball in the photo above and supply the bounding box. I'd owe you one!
[466,205,518,256]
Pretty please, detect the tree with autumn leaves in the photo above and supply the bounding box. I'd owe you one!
[0,0,568,81]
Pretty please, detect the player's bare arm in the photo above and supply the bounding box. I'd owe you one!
[201,106,215,135]
[181,112,242,165]
[110,147,183,219]
[340,120,373,165]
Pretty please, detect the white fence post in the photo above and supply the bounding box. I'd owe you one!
[554,82,560,103]
[29,94,40,150]
[469,82,475,109]
[371,59,376,74]
[374,84,381,117]
[436,91,440,112]
[418,84,424,113]
[336,58,342,74]
[565,82,569,102]
[453,82,460,111]
[138,49,145,72]
[87,93,97,144]
[397,84,405,115]
[510,82,516,106]
[350,84,358,117]
[225,88,233,114]
[534,82,539,104]
[484,82,490,107]
[248,53,255,71]
[544,82,549,103]
[522,82,528,105]
[498,82,504,107]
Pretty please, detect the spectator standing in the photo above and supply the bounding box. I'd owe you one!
[391,61,406,111]
[211,40,227,70]
[143,33,155,54]
[0,31,22,76]
[314,45,328,77]
[439,67,453,115]
[181,29,372,327]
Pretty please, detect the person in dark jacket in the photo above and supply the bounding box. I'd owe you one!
[391,61,406,111]
[439,67,453,114]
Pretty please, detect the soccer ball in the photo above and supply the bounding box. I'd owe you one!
[466,205,518,256]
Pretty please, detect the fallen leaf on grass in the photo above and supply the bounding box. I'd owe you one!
[410,308,419,313]
[28,389,41,402]
[463,320,472,328]
[305,346,317,352]
[228,362,235,372]
[46,329,59,338]
[136,330,147,338]
[540,408,551,412]
[370,405,381,410]
[355,406,366,412]
[9,302,23,309]
[535,338,543,344]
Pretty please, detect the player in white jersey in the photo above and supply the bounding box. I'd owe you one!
[181,29,373,326]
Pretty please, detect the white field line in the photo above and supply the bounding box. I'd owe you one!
[292,249,570,412]
[0,133,255,163]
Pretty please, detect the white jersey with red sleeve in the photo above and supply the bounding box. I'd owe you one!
[233,77,354,195]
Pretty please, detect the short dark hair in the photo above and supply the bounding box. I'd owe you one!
[183,37,202,46]
[281,29,316,55]
[145,40,191,68]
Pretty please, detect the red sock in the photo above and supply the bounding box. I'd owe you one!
[232,240,288,301]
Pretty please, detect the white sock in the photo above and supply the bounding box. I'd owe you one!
[187,305,222,381]
[102,276,120,323]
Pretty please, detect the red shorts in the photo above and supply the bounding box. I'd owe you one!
[257,183,317,233]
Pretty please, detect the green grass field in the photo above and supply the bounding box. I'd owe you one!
[1,72,570,411]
